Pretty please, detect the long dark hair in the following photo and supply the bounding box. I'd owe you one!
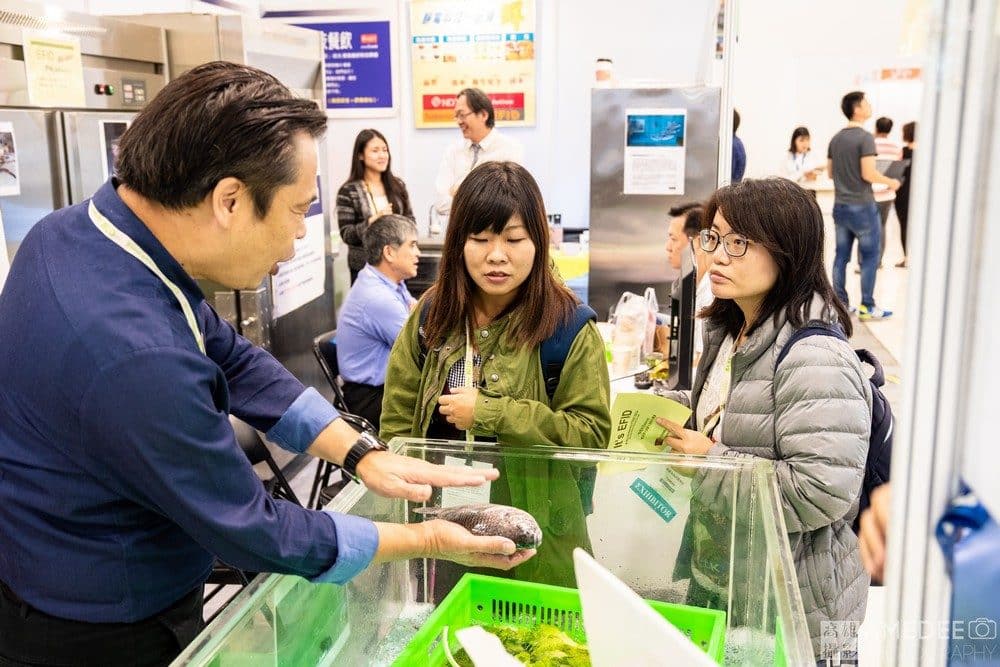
[788,126,810,155]
[347,128,411,214]
[700,178,852,338]
[423,162,577,350]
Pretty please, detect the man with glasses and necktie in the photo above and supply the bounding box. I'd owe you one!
[433,88,524,218]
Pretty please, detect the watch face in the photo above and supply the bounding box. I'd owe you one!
[362,432,387,450]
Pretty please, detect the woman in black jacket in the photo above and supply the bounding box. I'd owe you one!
[336,129,414,283]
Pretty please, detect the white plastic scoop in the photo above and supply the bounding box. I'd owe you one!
[573,548,716,667]
[453,625,523,666]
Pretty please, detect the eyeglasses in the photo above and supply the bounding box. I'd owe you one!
[453,110,474,121]
[700,229,751,258]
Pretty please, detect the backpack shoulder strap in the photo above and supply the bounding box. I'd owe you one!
[855,348,886,387]
[540,303,598,399]
[775,320,848,368]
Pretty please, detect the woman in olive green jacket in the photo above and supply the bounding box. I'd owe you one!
[380,161,611,586]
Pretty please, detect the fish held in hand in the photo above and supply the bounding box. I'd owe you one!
[414,503,543,549]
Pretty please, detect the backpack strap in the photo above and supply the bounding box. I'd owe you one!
[855,348,886,387]
[774,320,848,368]
[540,303,597,399]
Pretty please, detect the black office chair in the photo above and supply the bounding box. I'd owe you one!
[310,331,377,509]
[204,416,302,620]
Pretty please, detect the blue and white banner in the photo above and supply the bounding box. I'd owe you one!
[303,20,393,113]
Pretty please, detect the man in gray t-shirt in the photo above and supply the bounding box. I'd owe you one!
[827,91,901,319]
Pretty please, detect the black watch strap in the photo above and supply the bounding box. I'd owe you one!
[342,432,387,483]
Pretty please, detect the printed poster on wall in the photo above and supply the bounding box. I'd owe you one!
[623,109,687,196]
[0,122,19,197]
[410,0,536,128]
[22,31,86,108]
[270,190,325,319]
[302,20,394,114]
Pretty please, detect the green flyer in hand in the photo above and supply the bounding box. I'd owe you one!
[600,393,692,474]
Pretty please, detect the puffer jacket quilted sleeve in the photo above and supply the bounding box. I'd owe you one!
[769,339,870,532]
[708,336,870,533]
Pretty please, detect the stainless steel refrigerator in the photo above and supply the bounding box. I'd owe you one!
[0,2,167,260]
[588,86,721,319]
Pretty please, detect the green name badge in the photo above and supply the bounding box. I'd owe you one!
[630,478,677,523]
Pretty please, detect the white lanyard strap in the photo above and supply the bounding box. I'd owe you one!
[464,324,475,447]
[88,201,206,354]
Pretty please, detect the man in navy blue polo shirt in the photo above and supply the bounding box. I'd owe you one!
[0,62,532,667]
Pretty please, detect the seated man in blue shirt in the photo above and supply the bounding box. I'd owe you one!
[337,214,420,429]
[0,61,533,667]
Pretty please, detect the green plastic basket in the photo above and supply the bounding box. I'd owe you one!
[393,574,726,665]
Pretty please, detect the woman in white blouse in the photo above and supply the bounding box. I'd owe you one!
[781,126,823,183]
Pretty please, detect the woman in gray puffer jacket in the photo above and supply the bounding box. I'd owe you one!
[656,178,872,659]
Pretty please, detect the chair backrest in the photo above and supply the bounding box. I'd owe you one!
[229,415,300,505]
[230,415,270,466]
[312,329,349,413]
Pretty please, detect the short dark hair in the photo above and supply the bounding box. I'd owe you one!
[902,121,916,143]
[423,162,577,350]
[700,178,852,339]
[363,214,416,266]
[457,87,495,128]
[668,202,703,238]
[116,61,326,217]
[733,109,741,133]
[875,117,893,134]
[841,91,866,120]
[788,126,810,154]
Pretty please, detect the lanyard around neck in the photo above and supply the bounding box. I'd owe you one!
[463,324,475,447]
[88,201,206,355]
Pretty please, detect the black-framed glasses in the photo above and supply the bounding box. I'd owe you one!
[700,229,750,258]
[453,109,474,121]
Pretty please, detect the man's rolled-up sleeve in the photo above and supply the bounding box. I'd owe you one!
[199,303,340,452]
[77,348,366,581]
[266,387,340,454]
[310,513,379,584]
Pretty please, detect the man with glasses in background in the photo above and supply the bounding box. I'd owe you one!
[433,88,524,217]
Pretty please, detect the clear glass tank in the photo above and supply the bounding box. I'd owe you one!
[171,439,814,666]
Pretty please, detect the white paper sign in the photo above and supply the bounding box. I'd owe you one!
[270,212,326,318]
[623,108,687,195]
[22,31,86,108]
[440,455,494,507]
[0,122,20,197]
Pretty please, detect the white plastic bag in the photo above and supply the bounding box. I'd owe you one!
[642,287,658,356]
[609,289,658,374]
